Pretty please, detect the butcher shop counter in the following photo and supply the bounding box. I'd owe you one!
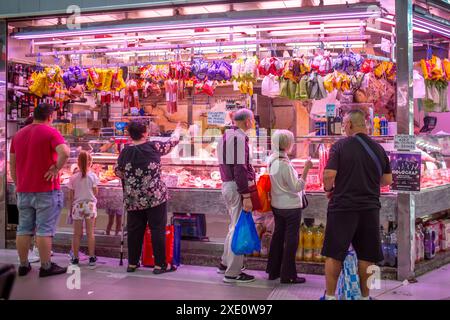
[7,182,450,221]
[6,182,398,223]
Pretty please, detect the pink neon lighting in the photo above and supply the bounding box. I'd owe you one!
[13,11,378,40]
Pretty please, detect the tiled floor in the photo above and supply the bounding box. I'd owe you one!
[1,249,449,300]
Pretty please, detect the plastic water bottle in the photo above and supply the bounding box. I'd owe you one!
[380,115,388,136]
[320,116,327,136]
[389,231,398,267]
[419,226,425,261]
[424,227,436,260]
[380,226,386,266]
[315,116,321,136]
[373,114,381,136]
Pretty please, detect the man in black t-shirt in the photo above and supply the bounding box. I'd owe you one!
[320,110,393,300]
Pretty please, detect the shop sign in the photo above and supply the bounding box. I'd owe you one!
[390,151,422,193]
[394,134,416,151]
[207,112,226,125]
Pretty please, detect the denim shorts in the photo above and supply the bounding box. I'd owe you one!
[17,190,64,237]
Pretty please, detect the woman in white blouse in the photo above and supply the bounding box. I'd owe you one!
[266,130,312,284]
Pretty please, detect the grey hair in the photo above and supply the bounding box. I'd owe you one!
[272,129,294,152]
[233,109,254,122]
[346,109,366,128]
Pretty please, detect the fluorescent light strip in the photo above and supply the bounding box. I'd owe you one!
[366,27,393,36]
[286,41,366,46]
[376,18,396,26]
[35,24,366,46]
[413,19,450,37]
[414,18,450,33]
[14,11,378,40]
[34,31,237,46]
[378,17,446,36]
[268,27,362,36]
[244,22,365,33]
[412,26,431,34]
[34,35,154,46]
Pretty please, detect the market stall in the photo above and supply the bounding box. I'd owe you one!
[1,0,450,280]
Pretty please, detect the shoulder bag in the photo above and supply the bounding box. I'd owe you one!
[354,135,383,177]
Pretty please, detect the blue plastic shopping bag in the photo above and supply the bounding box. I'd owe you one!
[337,249,362,300]
[231,210,261,255]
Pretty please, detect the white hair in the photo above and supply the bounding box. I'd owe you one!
[272,129,294,152]
[233,109,254,122]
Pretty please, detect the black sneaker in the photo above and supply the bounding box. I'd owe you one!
[88,256,97,267]
[18,263,32,277]
[217,263,247,274]
[280,276,306,284]
[223,272,255,283]
[39,263,67,278]
[70,257,79,265]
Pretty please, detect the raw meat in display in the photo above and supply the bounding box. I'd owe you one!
[161,168,222,189]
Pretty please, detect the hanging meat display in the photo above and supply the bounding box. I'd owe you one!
[124,79,140,112]
[165,79,178,114]
[318,144,330,188]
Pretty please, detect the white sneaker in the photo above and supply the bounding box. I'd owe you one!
[28,250,40,263]
[32,246,54,257]
[18,250,40,263]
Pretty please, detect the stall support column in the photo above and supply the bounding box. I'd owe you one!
[395,0,416,281]
[0,20,7,249]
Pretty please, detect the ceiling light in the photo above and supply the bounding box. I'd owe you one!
[34,36,152,46]
[268,27,362,36]
[13,11,380,40]
[286,41,366,48]
[378,16,442,36]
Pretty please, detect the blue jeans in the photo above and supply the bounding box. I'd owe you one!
[17,190,64,237]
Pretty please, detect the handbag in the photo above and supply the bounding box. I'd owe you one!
[231,210,261,255]
[300,191,309,210]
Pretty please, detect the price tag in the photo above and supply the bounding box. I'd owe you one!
[207,112,226,125]
[326,104,335,117]
[394,135,416,151]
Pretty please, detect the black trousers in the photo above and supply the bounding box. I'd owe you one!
[266,207,302,280]
[127,202,167,267]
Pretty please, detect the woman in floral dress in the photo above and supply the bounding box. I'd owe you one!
[115,120,181,273]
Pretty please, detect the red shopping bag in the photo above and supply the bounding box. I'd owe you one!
[141,225,174,267]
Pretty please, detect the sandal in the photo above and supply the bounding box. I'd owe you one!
[127,265,138,273]
[153,264,177,275]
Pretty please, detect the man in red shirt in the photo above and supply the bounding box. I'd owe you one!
[10,104,70,278]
